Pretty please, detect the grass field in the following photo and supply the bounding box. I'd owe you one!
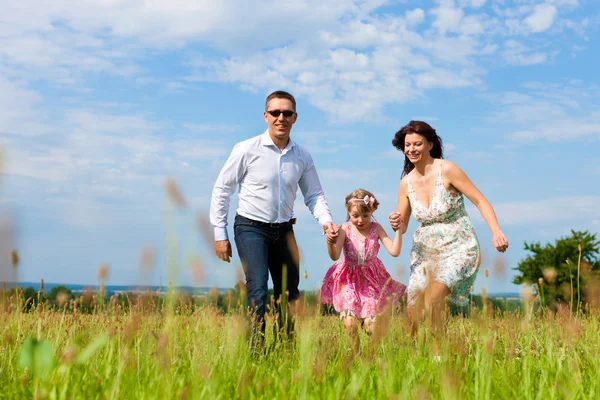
[1,291,599,400]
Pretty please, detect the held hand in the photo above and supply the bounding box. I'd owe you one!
[492,231,509,253]
[215,240,232,262]
[388,211,403,231]
[324,222,339,245]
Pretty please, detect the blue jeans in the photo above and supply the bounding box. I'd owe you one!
[234,214,300,345]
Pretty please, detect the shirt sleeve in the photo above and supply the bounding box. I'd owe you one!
[298,150,333,227]
[209,143,246,241]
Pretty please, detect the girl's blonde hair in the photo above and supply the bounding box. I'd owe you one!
[345,189,379,220]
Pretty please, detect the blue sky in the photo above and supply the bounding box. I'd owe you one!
[0,0,598,295]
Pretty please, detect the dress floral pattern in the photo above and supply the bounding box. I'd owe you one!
[321,222,406,320]
[406,164,481,306]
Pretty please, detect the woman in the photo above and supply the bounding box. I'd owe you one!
[388,121,508,340]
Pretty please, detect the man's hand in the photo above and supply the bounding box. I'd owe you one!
[388,211,404,232]
[324,222,339,245]
[215,240,232,262]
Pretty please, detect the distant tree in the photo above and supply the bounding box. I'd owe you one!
[21,286,47,311]
[513,230,600,309]
[7,286,46,312]
[46,286,74,308]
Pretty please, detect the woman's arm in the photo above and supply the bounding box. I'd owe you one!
[327,225,347,261]
[445,161,509,252]
[389,177,411,234]
[378,223,403,257]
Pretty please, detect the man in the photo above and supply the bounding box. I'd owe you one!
[210,90,338,347]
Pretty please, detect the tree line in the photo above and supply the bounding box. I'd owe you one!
[2,230,598,315]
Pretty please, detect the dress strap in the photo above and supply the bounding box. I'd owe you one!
[436,163,444,186]
[371,221,378,236]
[344,222,354,240]
[406,176,414,193]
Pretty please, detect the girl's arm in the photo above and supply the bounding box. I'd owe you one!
[377,223,403,257]
[389,177,411,234]
[444,161,509,252]
[327,225,347,261]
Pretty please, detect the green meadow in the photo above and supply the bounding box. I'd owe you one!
[1,286,599,400]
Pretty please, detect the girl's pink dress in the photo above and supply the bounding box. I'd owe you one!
[320,222,406,320]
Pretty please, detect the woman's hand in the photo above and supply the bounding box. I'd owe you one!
[388,211,403,231]
[492,231,509,253]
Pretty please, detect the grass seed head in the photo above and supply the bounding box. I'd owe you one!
[493,256,506,277]
[285,231,301,266]
[138,246,156,272]
[209,287,219,302]
[97,263,109,281]
[542,267,557,284]
[178,386,189,400]
[188,254,206,284]
[396,263,406,277]
[195,214,214,249]
[485,336,495,354]
[10,250,19,267]
[57,292,69,308]
[60,346,78,365]
[164,177,187,208]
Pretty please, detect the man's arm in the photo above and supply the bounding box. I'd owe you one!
[209,143,246,261]
[298,151,333,227]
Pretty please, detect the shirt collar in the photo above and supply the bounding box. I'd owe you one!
[261,130,295,152]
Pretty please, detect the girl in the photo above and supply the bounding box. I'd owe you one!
[321,189,406,356]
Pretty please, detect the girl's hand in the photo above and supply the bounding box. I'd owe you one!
[325,223,340,245]
[492,231,509,253]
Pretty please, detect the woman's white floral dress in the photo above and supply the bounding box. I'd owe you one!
[406,164,480,306]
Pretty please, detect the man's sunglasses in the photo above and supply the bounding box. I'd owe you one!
[266,110,295,118]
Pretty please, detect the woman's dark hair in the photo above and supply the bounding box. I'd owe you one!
[392,120,443,177]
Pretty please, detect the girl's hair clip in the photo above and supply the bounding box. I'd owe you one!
[348,195,375,206]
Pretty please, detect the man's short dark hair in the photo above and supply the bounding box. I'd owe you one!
[265,91,296,112]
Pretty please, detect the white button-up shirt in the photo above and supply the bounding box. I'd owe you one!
[210,131,333,241]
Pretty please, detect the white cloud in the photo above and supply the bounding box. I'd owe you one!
[1,0,590,124]
[172,140,231,159]
[2,104,234,230]
[547,0,579,8]
[476,196,600,226]
[189,12,497,121]
[0,0,595,289]
[445,143,457,153]
[182,123,240,134]
[414,68,480,89]
[459,0,487,8]
[431,4,465,35]
[509,120,600,142]
[0,77,48,136]
[320,168,381,183]
[502,40,551,66]
[405,9,426,26]
[378,148,404,160]
[488,81,600,143]
[524,4,558,33]
[480,44,499,54]
[293,131,353,154]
